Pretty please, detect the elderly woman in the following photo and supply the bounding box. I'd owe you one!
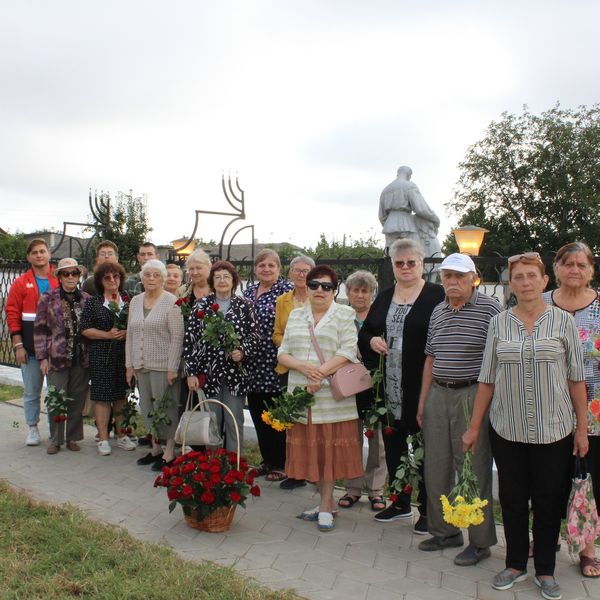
[243,248,293,481]
[543,241,600,578]
[338,270,388,511]
[81,261,136,456]
[180,249,212,303]
[126,259,184,471]
[359,239,444,532]
[34,258,89,455]
[164,263,184,296]
[463,252,588,600]
[278,265,363,531]
[183,260,260,451]
[272,254,315,489]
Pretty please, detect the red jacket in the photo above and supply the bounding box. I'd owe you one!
[5,267,59,355]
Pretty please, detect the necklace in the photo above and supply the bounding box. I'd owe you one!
[394,280,424,305]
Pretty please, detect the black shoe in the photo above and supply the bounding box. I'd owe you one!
[374,504,413,522]
[419,532,464,551]
[152,457,174,472]
[413,515,428,535]
[138,436,152,447]
[454,543,491,566]
[279,478,307,490]
[136,451,163,466]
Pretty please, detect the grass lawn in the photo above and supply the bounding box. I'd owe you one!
[0,384,23,403]
[0,482,300,600]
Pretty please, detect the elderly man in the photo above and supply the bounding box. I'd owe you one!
[6,238,59,446]
[416,253,500,566]
[81,240,119,295]
[125,242,158,297]
[164,263,183,295]
[338,270,388,512]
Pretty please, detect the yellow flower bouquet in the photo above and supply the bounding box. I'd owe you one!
[262,386,315,432]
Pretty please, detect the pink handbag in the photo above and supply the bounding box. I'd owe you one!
[308,323,373,401]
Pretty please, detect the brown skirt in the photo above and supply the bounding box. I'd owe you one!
[285,410,364,482]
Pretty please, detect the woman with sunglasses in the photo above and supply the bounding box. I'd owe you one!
[34,258,90,455]
[81,261,136,456]
[543,242,600,578]
[463,252,588,600]
[358,238,444,532]
[278,265,363,531]
[184,260,260,452]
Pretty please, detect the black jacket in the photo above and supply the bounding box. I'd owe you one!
[358,282,445,429]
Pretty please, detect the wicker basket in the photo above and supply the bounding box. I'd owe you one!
[184,505,237,532]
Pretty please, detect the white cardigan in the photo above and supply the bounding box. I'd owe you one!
[125,291,184,373]
[278,301,359,424]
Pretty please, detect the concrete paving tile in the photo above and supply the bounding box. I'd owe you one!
[365,585,404,600]
[302,563,339,588]
[247,539,309,556]
[223,530,278,545]
[269,577,325,595]
[405,588,470,600]
[583,577,600,597]
[342,542,377,567]
[272,548,345,570]
[372,575,439,596]
[315,534,353,557]
[241,567,298,583]
[331,574,369,599]
[406,561,443,586]
[477,580,518,600]
[284,527,319,548]
[373,551,408,575]
[441,571,478,597]
[258,520,293,539]
[335,565,403,585]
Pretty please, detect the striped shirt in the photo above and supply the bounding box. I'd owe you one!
[479,306,584,444]
[425,290,501,380]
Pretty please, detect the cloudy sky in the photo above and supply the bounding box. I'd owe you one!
[1,0,598,251]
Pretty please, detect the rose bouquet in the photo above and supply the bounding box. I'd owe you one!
[389,431,424,503]
[44,385,70,423]
[148,387,173,443]
[107,292,129,330]
[363,346,393,438]
[198,303,240,352]
[261,386,315,432]
[154,448,260,530]
[175,296,193,320]
[117,387,139,437]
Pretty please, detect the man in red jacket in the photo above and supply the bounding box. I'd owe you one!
[5,238,58,446]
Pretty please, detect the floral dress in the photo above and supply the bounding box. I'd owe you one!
[543,290,600,435]
[243,277,293,393]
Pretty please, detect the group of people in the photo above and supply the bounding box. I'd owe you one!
[5,236,600,600]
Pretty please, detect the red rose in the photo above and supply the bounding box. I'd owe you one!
[245,475,255,486]
[171,476,184,487]
[224,474,236,485]
[53,415,61,423]
[210,473,221,484]
[167,488,181,501]
[389,493,399,503]
[216,448,227,456]
[175,298,183,306]
[199,462,210,471]
[383,426,394,437]
[230,491,241,503]
[364,429,375,439]
[403,484,413,495]
[193,472,206,482]
[112,293,118,300]
[250,485,261,497]
[182,484,194,497]
[126,427,132,434]
[173,456,184,466]
[211,303,220,311]
[153,475,163,487]
[182,462,195,474]
[169,466,181,476]
[209,465,220,474]
[200,491,215,504]
[203,481,214,491]
[196,310,206,318]
[183,296,190,303]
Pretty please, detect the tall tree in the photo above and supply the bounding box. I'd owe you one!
[93,190,152,272]
[0,232,28,260]
[445,104,600,256]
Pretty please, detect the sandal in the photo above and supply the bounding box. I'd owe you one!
[297,506,339,521]
[318,512,335,532]
[253,463,270,477]
[580,555,600,578]
[369,496,386,511]
[338,494,360,508]
[265,469,287,482]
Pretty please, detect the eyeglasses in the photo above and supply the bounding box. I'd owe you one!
[102,273,120,281]
[307,280,335,292]
[291,268,310,275]
[60,270,80,278]
[213,275,233,281]
[508,252,542,264]
[393,260,418,269]
[98,251,115,258]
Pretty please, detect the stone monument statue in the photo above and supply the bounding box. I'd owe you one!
[378,166,441,255]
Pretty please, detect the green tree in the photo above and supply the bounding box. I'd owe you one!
[306,233,384,259]
[0,232,28,260]
[93,190,152,272]
[446,104,600,256]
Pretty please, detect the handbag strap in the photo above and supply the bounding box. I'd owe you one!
[574,456,588,478]
[186,388,208,412]
[308,322,326,365]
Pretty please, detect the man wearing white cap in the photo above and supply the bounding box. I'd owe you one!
[416,253,500,566]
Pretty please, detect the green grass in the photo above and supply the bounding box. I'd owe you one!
[0,481,300,600]
[0,384,22,403]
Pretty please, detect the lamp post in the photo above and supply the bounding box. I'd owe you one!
[451,226,488,256]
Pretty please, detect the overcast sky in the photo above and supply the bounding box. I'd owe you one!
[1,0,598,250]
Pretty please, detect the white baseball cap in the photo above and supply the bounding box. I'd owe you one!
[440,253,476,273]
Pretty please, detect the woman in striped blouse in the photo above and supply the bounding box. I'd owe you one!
[463,252,588,600]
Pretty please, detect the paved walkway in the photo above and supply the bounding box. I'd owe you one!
[0,372,598,599]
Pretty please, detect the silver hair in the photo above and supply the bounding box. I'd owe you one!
[345,270,377,294]
[389,238,425,260]
[185,249,211,268]
[141,259,168,280]
[289,255,316,270]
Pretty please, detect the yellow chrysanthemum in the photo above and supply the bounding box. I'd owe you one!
[440,495,489,528]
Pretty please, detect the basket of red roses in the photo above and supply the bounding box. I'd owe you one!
[153,399,260,532]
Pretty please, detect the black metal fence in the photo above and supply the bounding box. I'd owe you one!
[0,253,584,368]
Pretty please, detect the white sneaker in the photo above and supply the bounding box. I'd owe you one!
[116,436,136,451]
[26,426,41,446]
[97,440,111,456]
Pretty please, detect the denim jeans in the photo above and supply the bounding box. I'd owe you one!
[21,356,44,426]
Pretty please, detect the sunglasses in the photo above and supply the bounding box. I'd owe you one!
[393,260,418,269]
[508,252,542,264]
[60,270,80,278]
[307,280,335,292]
[102,273,120,280]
